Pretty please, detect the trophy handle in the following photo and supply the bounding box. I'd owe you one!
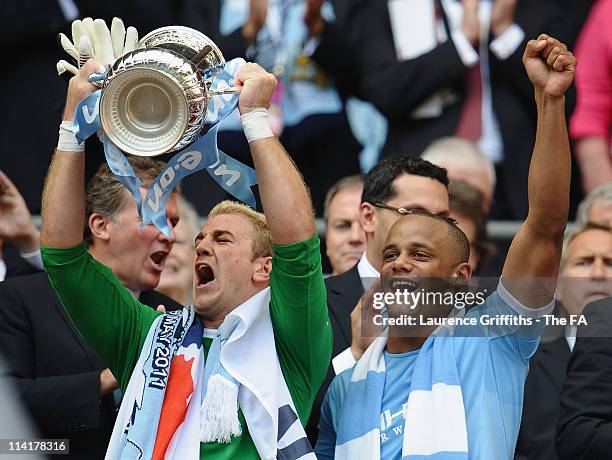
[209,87,241,96]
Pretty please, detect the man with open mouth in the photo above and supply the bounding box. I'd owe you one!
[40,52,330,460]
[0,156,183,460]
[316,34,576,460]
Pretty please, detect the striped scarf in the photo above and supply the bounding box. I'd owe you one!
[334,331,469,459]
[106,288,315,459]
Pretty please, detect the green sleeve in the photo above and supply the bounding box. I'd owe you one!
[269,235,332,424]
[41,243,160,391]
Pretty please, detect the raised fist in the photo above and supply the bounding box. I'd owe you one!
[523,34,576,98]
[234,63,278,115]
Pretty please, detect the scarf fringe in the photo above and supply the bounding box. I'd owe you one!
[200,373,242,443]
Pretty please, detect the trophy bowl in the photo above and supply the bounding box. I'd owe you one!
[99,26,226,157]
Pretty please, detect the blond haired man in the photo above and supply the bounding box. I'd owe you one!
[41,58,330,459]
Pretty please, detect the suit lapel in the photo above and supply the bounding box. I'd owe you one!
[537,336,571,392]
[326,265,365,349]
[49,284,103,369]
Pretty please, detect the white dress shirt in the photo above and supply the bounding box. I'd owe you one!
[332,253,382,374]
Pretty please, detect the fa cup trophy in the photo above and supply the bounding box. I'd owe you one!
[99,26,236,157]
[58,19,256,235]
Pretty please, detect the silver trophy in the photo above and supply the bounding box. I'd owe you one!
[99,26,236,157]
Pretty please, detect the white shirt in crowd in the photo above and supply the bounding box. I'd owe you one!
[331,253,381,374]
[389,0,525,163]
[0,250,44,282]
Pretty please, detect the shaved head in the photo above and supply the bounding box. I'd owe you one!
[387,211,470,267]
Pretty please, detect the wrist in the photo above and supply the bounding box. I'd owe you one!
[13,227,40,253]
[242,20,262,43]
[460,26,479,46]
[62,101,78,121]
[535,90,565,106]
[57,120,85,152]
[308,17,325,38]
[99,375,109,396]
[492,21,513,37]
[63,88,85,122]
[240,108,274,143]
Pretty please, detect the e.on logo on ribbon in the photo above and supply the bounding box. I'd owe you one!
[82,97,100,124]
[147,151,203,213]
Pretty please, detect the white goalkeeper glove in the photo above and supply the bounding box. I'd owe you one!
[56,17,139,79]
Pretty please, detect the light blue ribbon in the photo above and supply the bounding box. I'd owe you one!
[72,58,258,237]
[73,89,101,144]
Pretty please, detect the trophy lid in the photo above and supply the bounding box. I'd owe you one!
[137,26,225,75]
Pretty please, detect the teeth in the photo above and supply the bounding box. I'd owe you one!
[391,278,418,291]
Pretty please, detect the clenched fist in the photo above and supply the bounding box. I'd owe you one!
[234,63,278,115]
[523,34,576,99]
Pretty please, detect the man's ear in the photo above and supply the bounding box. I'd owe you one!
[88,213,112,242]
[555,276,565,303]
[454,262,472,280]
[361,202,376,234]
[253,256,273,284]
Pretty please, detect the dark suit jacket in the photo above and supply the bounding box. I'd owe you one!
[2,244,43,279]
[306,265,365,444]
[0,272,182,459]
[556,298,612,460]
[343,0,470,157]
[341,0,591,219]
[515,327,571,460]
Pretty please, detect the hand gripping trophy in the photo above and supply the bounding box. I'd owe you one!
[56,18,256,234]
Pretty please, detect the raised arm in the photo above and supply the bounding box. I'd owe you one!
[502,35,575,307]
[235,64,315,244]
[41,60,100,248]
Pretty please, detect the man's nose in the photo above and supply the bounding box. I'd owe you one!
[158,223,177,246]
[391,256,414,274]
[590,258,607,280]
[195,237,212,256]
[349,222,365,245]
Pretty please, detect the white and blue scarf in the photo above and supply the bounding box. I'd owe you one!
[106,288,315,460]
[334,331,469,459]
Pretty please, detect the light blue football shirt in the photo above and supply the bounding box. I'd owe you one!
[316,283,553,459]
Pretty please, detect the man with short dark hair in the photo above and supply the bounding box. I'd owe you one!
[316,34,576,459]
[82,157,181,292]
[0,157,183,460]
[307,155,450,442]
[328,155,450,362]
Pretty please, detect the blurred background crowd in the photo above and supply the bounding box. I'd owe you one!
[1,0,612,458]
